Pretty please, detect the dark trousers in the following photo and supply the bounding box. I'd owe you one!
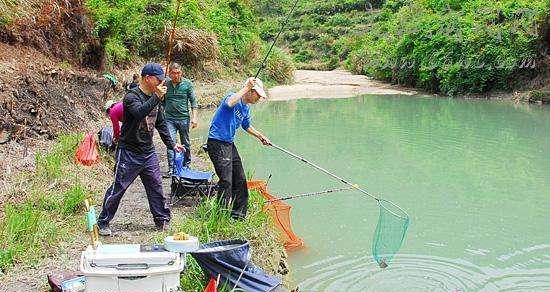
[207,138,249,219]
[98,147,171,228]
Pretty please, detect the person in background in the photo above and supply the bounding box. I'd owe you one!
[97,63,185,236]
[104,100,124,144]
[206,77,270,220]
[163,62,198,177]
[126,73,140,92]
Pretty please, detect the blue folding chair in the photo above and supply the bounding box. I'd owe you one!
[170,152,216,205]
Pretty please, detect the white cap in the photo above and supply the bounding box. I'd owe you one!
[251,78,267,98]
[104,100,117,112]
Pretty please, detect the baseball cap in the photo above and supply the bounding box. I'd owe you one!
[141,63,165,81]
[251,78,267,99]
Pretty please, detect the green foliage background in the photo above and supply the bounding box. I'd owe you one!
[255,0,548,95]
[347,0,549,95]
[84,0,294,83]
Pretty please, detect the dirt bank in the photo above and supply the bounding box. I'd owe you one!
[268,69,418,100]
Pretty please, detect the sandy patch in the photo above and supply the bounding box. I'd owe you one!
[269,69,417,100]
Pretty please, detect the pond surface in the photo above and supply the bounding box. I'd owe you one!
[193,95,550,291]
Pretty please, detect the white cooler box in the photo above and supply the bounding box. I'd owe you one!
[80,244,184,292]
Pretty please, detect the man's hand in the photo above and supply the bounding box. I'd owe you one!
[258,134,271,146]
[190,117,198,129]
[155,80,167,100]
[173,144,186,152]
[244,77,255,91]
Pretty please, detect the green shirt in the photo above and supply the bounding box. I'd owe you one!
[164,78,197,120]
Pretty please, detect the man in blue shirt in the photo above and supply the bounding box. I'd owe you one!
[207,77,271,220]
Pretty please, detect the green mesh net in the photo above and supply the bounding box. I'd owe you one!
[372,198,410,268]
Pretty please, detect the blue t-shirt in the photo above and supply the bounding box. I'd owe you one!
[208,93,251,143]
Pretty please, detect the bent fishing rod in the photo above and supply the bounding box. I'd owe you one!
[254,0,300,79]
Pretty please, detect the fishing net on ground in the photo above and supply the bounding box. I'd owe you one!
[247,180,304,250]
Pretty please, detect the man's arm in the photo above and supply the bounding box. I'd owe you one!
[227,77,254,108]
[246,126,271,145]
[110,115,121,143]
[188,81,199,128]
[190,108,198,128]
[124,92,161,120]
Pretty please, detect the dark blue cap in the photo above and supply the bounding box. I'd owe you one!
[141,63,165,81]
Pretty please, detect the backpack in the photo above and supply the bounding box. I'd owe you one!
[97,126,114,151]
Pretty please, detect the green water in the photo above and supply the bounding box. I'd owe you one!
[193,95,550,291]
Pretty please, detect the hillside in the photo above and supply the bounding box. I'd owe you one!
[257,0,549,97]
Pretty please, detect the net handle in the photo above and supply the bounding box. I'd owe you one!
[270,144,410,220]
[270,143,379,201]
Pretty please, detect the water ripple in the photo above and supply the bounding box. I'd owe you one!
[297,251,550,292]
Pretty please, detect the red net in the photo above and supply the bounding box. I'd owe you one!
[75,132,100,166]
[247,180,304,250]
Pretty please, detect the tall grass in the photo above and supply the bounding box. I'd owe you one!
[35,133,82,180]
[0,203,58,271]
[0,133,90,273]
[157,188,280,291]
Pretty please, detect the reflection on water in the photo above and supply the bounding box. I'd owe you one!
[193,95,550,291]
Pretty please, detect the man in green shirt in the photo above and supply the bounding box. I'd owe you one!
[163,62,198,177]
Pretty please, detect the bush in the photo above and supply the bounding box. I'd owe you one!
[264,46,295,84]
[257,0,372,69]
[85,0,290,72]
[347,0,549,95]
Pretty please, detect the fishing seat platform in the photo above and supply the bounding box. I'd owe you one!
[170,167,216,205]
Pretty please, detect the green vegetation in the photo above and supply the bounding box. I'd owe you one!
[257,0,381,70]
[0,133,92,272]
[347,0,549,95]
[84,0,294,83]
[155,190,281,291]
[256,0,548,95]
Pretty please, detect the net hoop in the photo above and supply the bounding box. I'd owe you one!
[377,198,410,222]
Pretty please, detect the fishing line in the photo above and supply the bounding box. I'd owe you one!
[165,0,183,76]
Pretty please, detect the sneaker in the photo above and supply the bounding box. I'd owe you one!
[98,226,112,236]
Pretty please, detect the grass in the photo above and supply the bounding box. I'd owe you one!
[155,188,283,291]
[257,0,376,70]
[0,133,104,273]
[0,132,288,290]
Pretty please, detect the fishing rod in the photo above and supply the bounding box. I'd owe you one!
[165,0,183,76]
[267,187,354,203]
[254,0,300,79]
